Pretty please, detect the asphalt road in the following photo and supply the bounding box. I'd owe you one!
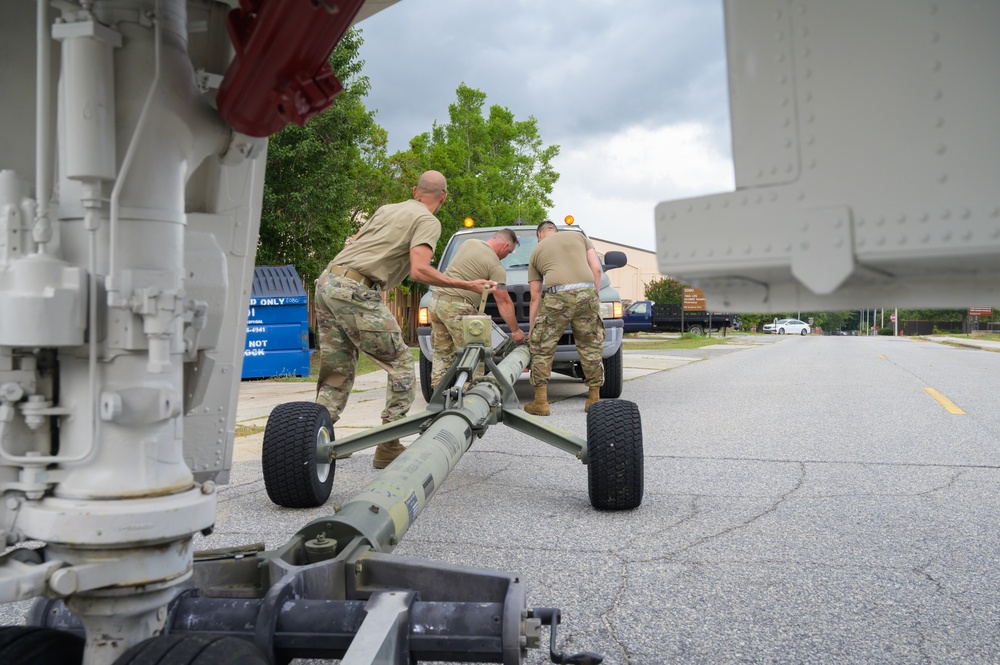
[3,335,1000,664]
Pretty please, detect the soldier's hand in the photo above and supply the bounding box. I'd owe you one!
[512,328,526,344]
[470,279,497,292]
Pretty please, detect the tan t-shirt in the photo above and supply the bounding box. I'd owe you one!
[528,230,596,287]
[435,240,507,308]
[332,199,441,290]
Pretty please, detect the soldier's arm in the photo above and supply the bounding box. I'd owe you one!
[410,244,496,292]
[493,287,525,343]
[528,280,543,331]
[586,248,602,291]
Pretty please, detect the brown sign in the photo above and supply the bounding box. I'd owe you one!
[968,307,993,317]
[682,287,706,312]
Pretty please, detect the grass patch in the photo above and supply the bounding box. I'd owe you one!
[622,335,733,350]
[234,423,266,438]
[275,348,422,382]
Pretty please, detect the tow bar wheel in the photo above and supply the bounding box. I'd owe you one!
[586,400,644,510]
[262,402,335,508]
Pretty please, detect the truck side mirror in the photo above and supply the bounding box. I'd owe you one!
[602,251,627,271]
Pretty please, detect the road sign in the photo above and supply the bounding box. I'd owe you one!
[890,314,896,322]
[682,287,706,312]
[969,307,993,317]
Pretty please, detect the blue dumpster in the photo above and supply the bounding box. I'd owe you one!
[242,265,311,379]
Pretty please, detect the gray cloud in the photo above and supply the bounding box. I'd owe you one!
[356,0,730,153]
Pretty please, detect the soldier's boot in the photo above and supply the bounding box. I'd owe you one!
[584,386,601,413]
[524,385,551,416]
[373,419,406,469]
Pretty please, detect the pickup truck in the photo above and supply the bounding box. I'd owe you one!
[622,300,738,335]
[417,224,627,402]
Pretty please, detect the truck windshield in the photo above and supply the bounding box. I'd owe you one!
[437,227,589,271]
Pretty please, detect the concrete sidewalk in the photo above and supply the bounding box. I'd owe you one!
[232,349,706,462]
[927,335,1000,352]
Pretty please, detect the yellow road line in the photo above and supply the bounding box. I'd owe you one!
[878,354,887,360]
[924,388,966,415]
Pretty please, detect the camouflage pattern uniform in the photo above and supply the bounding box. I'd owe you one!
[314,273,414,424]
[428,295,480,389]
[427,239,508,389]
[529,288,605,387]
[527,229,605,390]
[314,198,441,426]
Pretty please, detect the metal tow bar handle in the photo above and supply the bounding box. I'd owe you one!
[530,607,604,665]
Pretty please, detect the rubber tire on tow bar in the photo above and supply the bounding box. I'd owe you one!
[419,351,434,402]
[112,634,268,665]
[262,401,334,508]
[599,346,624,398]
[0,626,84,665]
[586,400,643,510]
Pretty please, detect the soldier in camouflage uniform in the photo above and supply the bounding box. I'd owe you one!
[315,170,496,468]
[428,228,525,390]
[525,220,605,415]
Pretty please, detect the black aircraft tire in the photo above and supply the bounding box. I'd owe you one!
[262,402,334,508]
[112,634,269,665]
[587,400,643,510]
[0,626,84,665]
[599,346,624,398]
[419,351,434,402]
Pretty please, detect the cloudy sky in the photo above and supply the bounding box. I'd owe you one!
[354,0,735,251]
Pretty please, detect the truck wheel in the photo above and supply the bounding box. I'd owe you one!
[419,351,434,402]
[687,325,704,336]
[0,626,83,665]
[599,347,624,398]
[262,402,334,508]
[586,400,643,510]
[113,634,268,665]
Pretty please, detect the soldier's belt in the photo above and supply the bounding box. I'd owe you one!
[545,282,593,294]
[431,293,476,306]
[327,264,375,288]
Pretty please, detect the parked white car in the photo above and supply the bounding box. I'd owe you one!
[763,318,811,335]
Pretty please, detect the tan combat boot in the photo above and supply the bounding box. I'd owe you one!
[373,419,406,469]
[524,385,550,416]
[584,386,601,413]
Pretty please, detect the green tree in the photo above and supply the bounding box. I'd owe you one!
[395,83,560,260]
[644,277,686,305]
[257,28,395,289]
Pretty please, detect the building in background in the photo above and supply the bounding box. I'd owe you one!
[590,237,666,305]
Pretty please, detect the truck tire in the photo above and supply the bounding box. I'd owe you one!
[600,347,624,398]
[262,402,334,508]
[687,325,705,336]
[0,626,83,665]
[419,351,434,402]
[113,634,268,665]
[586,400,643,510]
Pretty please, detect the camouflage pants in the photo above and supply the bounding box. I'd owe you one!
[428,296,483,389]
[529,288,605,388]
[314,271,415,424]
